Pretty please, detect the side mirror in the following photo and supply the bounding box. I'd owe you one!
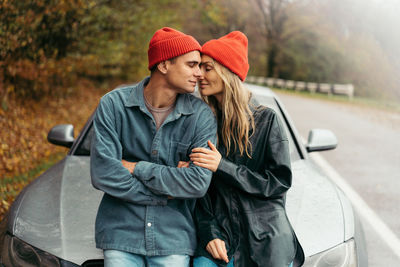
[306,129,337,152]
[47,124,75,148]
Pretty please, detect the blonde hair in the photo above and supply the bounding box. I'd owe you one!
[201,60,255,157]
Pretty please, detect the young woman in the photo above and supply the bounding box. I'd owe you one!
[189,31,304,267]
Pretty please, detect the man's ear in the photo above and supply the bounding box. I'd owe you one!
[157,61,168,74]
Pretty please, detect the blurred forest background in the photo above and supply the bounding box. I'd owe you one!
[1,0,400,218]
[2,0,400,103]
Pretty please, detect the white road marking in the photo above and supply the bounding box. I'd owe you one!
[310,152,400,260]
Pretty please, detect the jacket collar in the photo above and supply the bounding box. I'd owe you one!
[125,76,194,116]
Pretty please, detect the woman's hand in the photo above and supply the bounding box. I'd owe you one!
[190,140,221,172]
[206,238,229,263]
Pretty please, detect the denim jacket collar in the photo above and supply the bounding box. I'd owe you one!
[125,77,194,116]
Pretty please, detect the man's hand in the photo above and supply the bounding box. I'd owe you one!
[177,161,190,168]
[206,238,229,263]
[121,159,137,174]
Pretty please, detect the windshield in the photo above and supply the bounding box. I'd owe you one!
[251,94,301,162]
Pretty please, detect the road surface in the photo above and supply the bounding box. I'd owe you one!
[274,91,400,266]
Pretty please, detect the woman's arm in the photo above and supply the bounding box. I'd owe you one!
[190,113,292,198]
[215,140,291,198]
[194,194,229,263]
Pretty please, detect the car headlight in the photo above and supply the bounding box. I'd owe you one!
[303,239,357,267]
[0,234,61,267]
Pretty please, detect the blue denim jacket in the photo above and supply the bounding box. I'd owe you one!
[90,77,217,256]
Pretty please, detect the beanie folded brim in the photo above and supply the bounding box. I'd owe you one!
[148,27,201,70]
[201,31,249,81]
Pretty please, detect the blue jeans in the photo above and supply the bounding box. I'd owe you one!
[193,256,234,267]
[193,256,294,267]
[104,250,190,267]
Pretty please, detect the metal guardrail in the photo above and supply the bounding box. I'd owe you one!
[246,76,354,99]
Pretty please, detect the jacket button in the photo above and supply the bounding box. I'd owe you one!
[152,150,158,155]
[147,222,152,227]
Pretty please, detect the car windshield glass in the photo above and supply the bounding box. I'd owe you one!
[74,95,301,161]
[251,94,301,161]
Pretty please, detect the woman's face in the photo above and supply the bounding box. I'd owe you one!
[199,55,224,99]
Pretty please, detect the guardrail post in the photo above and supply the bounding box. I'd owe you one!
[275,78,285,88]
[266,78,275,87]
[295,81,306,91]
[245,76,354,99]
[307,82,318,93]
[318,83,331,95]
[285,80,295,89]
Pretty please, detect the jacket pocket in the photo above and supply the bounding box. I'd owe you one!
[169,141,190,166]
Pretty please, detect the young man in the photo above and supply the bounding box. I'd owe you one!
[90,27,217,267]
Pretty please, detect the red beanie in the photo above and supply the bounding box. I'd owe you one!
[201,31,249,81]
[148,27,201,70]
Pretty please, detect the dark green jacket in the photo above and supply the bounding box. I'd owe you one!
[195,106,304,267]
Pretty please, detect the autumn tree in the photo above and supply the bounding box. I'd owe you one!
[305,0,400,99]
[0,0,88,102]
[181,0,252,45]
[251,0,290,77]
[0,0,185,105]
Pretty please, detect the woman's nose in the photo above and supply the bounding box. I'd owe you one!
[195,67,204,79]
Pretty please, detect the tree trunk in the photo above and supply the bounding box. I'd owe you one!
[267,42,278,77]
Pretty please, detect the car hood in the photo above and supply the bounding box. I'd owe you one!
[9,156,103,265]
[286,159,349,257]
[8,156,349,264]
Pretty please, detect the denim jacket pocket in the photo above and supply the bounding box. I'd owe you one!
[169,141,190,166]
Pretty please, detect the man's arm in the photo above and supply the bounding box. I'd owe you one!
[90,95,168,205]
[133,106,218,199]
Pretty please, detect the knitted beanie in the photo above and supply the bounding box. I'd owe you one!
[201,31,249,81]
[148,27,201,70]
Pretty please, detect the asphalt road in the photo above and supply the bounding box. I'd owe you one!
[274,91,400,266]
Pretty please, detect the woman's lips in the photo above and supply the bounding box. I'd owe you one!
[199,83,208,89]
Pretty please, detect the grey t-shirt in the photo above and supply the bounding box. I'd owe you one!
[144,95,175,130]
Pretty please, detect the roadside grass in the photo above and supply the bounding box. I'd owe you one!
[270,87,400,113]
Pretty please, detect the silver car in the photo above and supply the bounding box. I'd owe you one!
[0,84,368,266]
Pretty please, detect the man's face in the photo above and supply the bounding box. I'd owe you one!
[164,50,202,94]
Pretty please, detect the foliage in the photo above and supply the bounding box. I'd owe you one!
[251,0,291,77]
[298,0,400,100]
[0,83,103,220]
[0,0,184,103]
[2,0,398,103]
[0,0,87,100]
[276,3,347,83]
[75,0,183,81]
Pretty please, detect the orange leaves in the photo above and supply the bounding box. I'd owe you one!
[0,85,102,220]
[0,0,89,101]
